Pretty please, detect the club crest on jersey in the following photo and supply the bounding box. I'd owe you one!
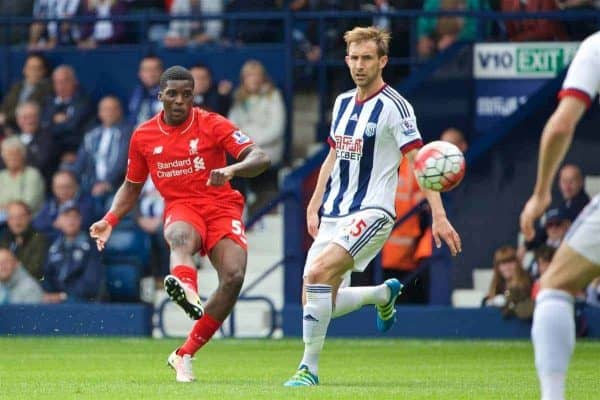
[401,118,417,136]
[334,135,363,161]
[364,122,377,137]
[189,139,199,155]
[232,130,250,144]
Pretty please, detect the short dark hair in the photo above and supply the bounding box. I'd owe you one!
[159,66,194,90]
[534,245,556,263]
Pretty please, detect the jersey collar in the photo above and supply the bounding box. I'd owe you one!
[157,108,196,135]
[355,83,387,105]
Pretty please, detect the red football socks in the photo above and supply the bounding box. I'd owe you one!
[177,313,222,356]
[172,265,198,293]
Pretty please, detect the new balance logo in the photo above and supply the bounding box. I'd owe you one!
[349,113,358,122]
[153,146,163,155]
[303,314,319,322]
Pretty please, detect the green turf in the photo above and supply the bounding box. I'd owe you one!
[0,338,599,399]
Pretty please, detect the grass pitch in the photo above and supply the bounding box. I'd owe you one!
[0,338,599,399]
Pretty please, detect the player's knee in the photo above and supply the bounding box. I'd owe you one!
[165,228,194,252]
[221,267,245,294]
[306,258,332,284]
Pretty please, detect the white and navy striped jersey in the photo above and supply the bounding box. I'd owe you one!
[321,84,423,219]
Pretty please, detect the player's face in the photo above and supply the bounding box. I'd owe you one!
[159,80,194,125]
[345,41,388,89]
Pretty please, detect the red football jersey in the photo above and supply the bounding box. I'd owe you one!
[126,108,254,203]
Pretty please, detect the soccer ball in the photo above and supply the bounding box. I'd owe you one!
[413,140,466,192]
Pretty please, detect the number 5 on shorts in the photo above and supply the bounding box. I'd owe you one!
[232,220,247,244]
[350,219,367,237]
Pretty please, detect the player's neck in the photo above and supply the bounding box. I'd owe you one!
[356,78,386,103]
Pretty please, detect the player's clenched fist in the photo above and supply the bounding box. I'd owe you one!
[207,167,234,186]
[89,220,113,251]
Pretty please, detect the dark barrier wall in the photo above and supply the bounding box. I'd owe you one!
[0,304,153,336]
[283,305,600,339]
[1,45,286,105]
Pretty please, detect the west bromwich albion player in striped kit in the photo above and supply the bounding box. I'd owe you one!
[284,26,462,387]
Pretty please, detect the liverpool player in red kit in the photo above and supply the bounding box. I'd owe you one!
[89,66,270,382]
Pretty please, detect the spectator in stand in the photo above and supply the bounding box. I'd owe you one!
[558,164,589,220]
[441,127,469,153]
[128,55,163,128]
[501,0,568,41]
[78,0,127,49]
[12,101,58,186]
[0,201,48,280]
[41,65,92,163]
[228,60,286,214]
[42,201,103,303]
[29,0,82,50]
[418,0,489,59]
[0,137,46,220]
[519,164,588,261]
[164,0,224,47]
[542,206,572,248]
[0,247,44,305]
[530,245,555,300]
[380,157,432,304]
[73,96,130,205]
[33,170,94,242]
[190,64,232,116]
[0,54,52,133]
[136,178,169,283]
[484,245,532,310]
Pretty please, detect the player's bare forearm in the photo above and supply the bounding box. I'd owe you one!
[533,97,585,196]
[229,145,271,178]
[308,148,336,211]
[423,188,447,219]
[107,180,144,218]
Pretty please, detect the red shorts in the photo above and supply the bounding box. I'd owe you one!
[163,197,247,256]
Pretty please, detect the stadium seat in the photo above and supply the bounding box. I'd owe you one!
[103,227,151,268]
[106,263,141,302]
[472,269,494,292]
[451,289,486,308]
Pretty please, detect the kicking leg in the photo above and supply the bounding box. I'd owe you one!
[163,221,204,320]
[177,239,246,357]
[533,244,600,400]
[284,243,352,387]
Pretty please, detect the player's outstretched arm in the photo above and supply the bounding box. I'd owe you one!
[306,148,336,238]
[207,145,271,186]
[89,180,144,251]
[520,96,587,240]
[406,148,462,256]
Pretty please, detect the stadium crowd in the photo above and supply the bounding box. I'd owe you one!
[0,52,285,304]
[0,2,599,308]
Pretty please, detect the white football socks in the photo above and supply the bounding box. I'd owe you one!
[332,284,390,318]
[532,289,575,400]
[300,284,333,375]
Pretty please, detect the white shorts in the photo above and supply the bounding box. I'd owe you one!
[303,209,394,286]
[565,194,600,265]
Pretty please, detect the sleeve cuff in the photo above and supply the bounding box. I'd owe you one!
[234,142,255,159]
[327,137,335,148]
[558,88,592,109]
[400,138,423,155]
